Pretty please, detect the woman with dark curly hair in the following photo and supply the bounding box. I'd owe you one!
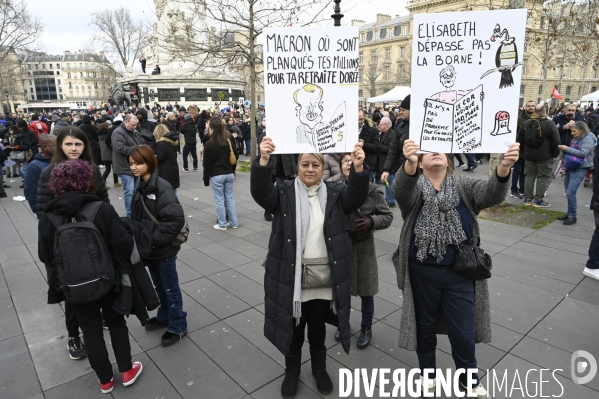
[38,160,142,394]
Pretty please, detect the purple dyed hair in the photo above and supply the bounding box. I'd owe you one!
[48,159,98,197]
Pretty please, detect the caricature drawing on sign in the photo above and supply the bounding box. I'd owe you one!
[490,111,512,136]
[481,24,521,89]
[294,84,347,152]
[420,66,484,153]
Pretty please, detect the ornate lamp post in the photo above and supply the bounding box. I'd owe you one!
[332,0,344,27]
[3,90,9,114]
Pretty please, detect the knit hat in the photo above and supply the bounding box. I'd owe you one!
[401,95,410,110]
[113,115,123,122]
[101,110,107,116]
[52,114,59,122]
[184,113,193,121]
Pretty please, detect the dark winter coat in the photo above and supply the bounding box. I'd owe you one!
[154,132,180,189]
[347,184,393,296]
[517,116,560,162]
[24,153,51,215]
[271,154,297,179]
[25,129,39,159]
[358,119,380,169]
[203,136,238,185]
[97,128,112,161]
[38,192,133,305]
[3,132,32,159]
[377,127,397,174]
[382,120,409,175]
[197,116,209,142]
[36,163,109,218]
[323,153,343,183]
[111,124,145,175]
[240,121,251,141]
[79,117,100,150]
[250,157,370,356]
[553,113,585,146]
[131,171,185,261]
[179,118,198,145]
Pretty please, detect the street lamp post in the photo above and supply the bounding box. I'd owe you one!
[4,90,9,114]
[332,0,344,27]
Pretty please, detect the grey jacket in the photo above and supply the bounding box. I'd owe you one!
[391,166,510,350]
[111,124,144,175]
[98,130,112,161]
[566,133,596,169]
[348,184,393,296]
[323,153,343,183]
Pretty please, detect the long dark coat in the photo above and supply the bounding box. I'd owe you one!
[250,157,370,356]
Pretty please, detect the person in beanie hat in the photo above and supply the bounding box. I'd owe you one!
[381,95,411,186]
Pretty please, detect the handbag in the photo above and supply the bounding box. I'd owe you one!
[453,236,492,281]
[9,151,25,162]
[227,139,237,165]
[140,198,190,246]
[563,142,585,171]
[301,257,332,289]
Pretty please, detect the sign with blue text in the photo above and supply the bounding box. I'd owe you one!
[410,9,527,153]
[263,27,359,154]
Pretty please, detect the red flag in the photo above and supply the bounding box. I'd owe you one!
[552,87,562,99]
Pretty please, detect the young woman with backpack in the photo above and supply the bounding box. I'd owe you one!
[38,159,143,394]
[128,145,188,347]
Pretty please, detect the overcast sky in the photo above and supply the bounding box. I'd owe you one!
[26,0,407,55]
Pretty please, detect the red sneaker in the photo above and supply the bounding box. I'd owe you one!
[99,377,114,394]
[122,361,143,386]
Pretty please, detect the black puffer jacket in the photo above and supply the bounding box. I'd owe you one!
[179,118,198,145]
[36,163,109,217]
[382,120,409,175]
[79,116,100,150]
[154,131,180,189]
[359,120,380,169]
[250,157,370,356]
[3,132,32,159]
[131,171,185,261]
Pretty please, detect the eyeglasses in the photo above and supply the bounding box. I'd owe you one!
[342,159,353,165]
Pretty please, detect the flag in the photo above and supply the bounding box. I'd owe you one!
[552,86,562,99]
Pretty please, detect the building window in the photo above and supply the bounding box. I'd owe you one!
[94,82,98,88]
[56,64,60,69]
[88,91,91,98]
[565,85,572,102]
[29,80,32,85]
[67,73,71,78]
[80,72,83,78]
[522,60,526,75]
[359,69,362,81]
[49,64,53,69]
[30,88,33,93]
[555,66,561,77]
[594,67,598,79]
[359,90,363,97]
[31,95,34,100]
[371,51,377,63]
[57,79,60,84]
[69,82,72,89]
[67,63,70,69]
[95,91,99,97]
[359,52,363,63]
[360,33,365,42]
[399,64,405,79]
[402,24,409,35]
[538,85,543,95]
[592,86,597,93]
[400,47,405,59]
[519,85,525,106]
[569,65,574,77]
[42,64,45,69]
[80,63,82,68]
[385,48,391,60]
[384,66,390,80]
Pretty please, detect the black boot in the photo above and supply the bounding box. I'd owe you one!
[310,349,333,394]
[264,210,273,221]
[356,326,372,349]
[281,354,301,398]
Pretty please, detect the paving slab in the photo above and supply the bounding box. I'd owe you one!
[43,370,107,399]
[0,335,42,399]
[208,268,264,306]
[198,242,254,267]
[12,287,65,334]
[177,248,230,276]
[0,295,22,342]
[250,375,321,399]
[3,262,47,295]
[233,261,266,285]
[181,277,251,319]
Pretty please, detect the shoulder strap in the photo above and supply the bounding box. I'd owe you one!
[77,201,103,222]
[140,197,160,225]
[227,139,234,153]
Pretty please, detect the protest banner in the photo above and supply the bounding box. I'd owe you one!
[410,9,527,153]
[263,27,359,154]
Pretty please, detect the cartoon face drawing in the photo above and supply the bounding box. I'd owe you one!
[439,65,457,91]
[294,84,324,130]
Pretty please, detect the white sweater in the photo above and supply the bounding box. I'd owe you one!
[301,183,333,302]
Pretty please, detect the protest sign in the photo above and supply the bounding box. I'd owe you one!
[263,27,359,154]
[410,9,527,153]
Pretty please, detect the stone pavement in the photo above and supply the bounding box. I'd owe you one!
[1,156,599,399]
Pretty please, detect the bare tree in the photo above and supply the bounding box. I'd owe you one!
[149,0,339,162]
[89,7,146,76]
[361,51,384,102]
[567,0,599,97]
[0,0,43,107]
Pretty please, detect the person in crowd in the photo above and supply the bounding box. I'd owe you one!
[79,115,102,166]
[392,138,520,398]
[557,121,595,225]
[152,65,161,75]
[29,113,48,140]
[139,56,147,73]
[0,148,6,198]
[3,125,31,186]
[179,113,199,172]
[584,135,599,280]
[129,145,188,346]
[251,136,369,398]
[197,110,210,143]
[97,122,119,190]
[104,115,123,188]
[511,101,535,198]
[517,104,560,208]
[24,134,56,216]
[382,96,410,185]
[112,114,145,217]
[256,116,267,157]
[262,152,298,221]
[358,109,380,182]
[323,153,343,183]
[585,106,599,133]
[38,159,142,393]
[377,116,398,206]
[333,152,393,348]
[224,115,243,155]
[18,120,38,164]
[554,103,585,146]
[153,124,180,195]
[135,109,158,149]
[240,114,251,156]
[203,117,239,230]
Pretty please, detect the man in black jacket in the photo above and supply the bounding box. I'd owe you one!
[179,114,198,172]
[377,117,397,206]
[79,115,101,165]
[358,109,380,182]
[381,95,410,185]
[584,144,599,281]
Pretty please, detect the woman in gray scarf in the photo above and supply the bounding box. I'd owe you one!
[393,139,519,398]
[251,136,370,398]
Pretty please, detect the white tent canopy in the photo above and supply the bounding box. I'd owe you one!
[367,86,411,104]
[581,90,599,103]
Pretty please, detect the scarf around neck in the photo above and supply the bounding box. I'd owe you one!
[414,173,466,263]
[293,177,327,323]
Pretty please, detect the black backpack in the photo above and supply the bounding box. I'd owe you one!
[523,119,545,149]
[47,202,115,304]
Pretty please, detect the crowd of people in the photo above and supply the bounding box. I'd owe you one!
[1,94,599,397]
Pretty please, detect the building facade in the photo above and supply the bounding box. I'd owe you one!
[22,51,117,106]
[0,47,27,113]
[357,0,599,106]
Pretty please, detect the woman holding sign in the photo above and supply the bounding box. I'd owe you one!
[392,139,519,397]
[251,137,369,398]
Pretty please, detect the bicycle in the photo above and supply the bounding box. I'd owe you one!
[552,152,564,179]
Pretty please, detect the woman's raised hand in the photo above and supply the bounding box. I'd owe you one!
[403,139,419,164]
[259,136,275,166]
[351,140,365,172]
[499,143,520,167]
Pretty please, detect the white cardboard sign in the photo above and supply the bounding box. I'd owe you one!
[410,9,527,153]
[263,27,359,154]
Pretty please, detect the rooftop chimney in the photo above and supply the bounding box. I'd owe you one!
[376,14,391,25]
[352,19,365,27]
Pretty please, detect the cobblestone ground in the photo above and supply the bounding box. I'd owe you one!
[1,156,598,398]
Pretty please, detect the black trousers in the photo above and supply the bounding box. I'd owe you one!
[101,161,119,184]
[182,143,198,169]
[64,301,80,337]
[288,299,329,356]
[69,292,133,384]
